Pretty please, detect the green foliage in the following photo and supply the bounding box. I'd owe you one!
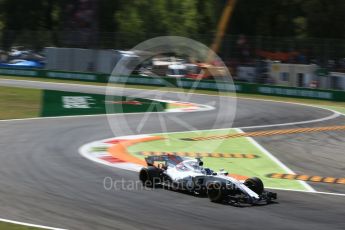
[301,0,345,38]
[0,0,345,47]
[114,0,202,36]
[1,0,58,30]
[230,0,345,39]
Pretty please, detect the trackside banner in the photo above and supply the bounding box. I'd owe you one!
[0,67,108,82]
[40,90,167,117]
[1,67,345,101]
[111,75,345,101]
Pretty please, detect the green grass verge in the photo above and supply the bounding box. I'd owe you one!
[0,222,43,230]
[127,129,308,191]
[319,105,345,114]
[1,75,345,119]
[0,86,41,120]
[3,74,345,106]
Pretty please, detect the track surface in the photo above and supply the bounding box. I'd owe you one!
[0,79,344,230]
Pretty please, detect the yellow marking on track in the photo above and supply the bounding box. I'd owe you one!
[187,152,197,157]
[137,152,259,158]
[183,125,345,141]
[246,154,256,159]
[323,177,336,183]
[199,153,209,157]
[336,178,345,184]
[269,173,284,179]
[267,173,345,185]
[284,174,297,180]
[296,175,310,181]
[210,153,221,158]
[310,176,323,182]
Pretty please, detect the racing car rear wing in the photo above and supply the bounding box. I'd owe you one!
[144,155,184,167]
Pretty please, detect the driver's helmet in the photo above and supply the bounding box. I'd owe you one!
[204,168,213,175]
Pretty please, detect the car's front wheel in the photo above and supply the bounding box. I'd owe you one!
[244,177,264,195]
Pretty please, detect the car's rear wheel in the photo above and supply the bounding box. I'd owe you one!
[207,182,227,203]
[162,174,178,190]
[244,177,264,195]
[139,166,162,187]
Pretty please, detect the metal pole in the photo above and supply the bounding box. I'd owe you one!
[208,0,237,62]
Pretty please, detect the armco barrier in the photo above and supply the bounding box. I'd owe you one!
[0,67,39,77]
[1,67,345,102]
[111,75,345,101]
[0,67,109,83]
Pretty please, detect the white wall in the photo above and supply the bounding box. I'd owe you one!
[270,63,317,87]
[45,47,117,73]
[237,66,256,82]
[330,72,345,90]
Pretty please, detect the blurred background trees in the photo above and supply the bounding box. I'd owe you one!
[0,0,345,49]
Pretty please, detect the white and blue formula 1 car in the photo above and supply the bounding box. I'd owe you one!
[139,155,277,205]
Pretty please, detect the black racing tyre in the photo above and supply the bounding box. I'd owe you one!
[139,166,162,187]
[244,177,264,195]
[162,174,178,190]
[207,182,227,203]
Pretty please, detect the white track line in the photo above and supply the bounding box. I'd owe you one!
[0,218,67,230]
[234,128,316,192]
[266,187,345,197]
[0,101,214,123]
[236,111,341,130]
[2,79,344,196]
[0,79,342,129]
[78,140,141,172]
[80,133,345,198]
[150,111,341,136]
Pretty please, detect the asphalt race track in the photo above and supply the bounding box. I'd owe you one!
[0,79,344,230]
